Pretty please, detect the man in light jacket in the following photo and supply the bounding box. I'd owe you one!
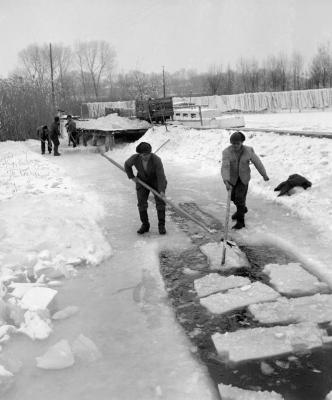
[221,131,269,229]
[124,142,167,235]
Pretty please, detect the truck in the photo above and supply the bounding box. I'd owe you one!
[135,97,173,123]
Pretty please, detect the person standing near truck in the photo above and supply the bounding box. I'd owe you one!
[50,116,61,156]
[37,125,52,154]
[66,115,78,147]
[124,142,167,235]
[221,131,269,229]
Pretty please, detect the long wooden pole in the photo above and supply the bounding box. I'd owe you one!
[49,43,56,111]
[221,189,231,265]
[100,153,211,233]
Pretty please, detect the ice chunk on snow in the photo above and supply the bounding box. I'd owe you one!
[72,334,101,362]
[326,390,332,400]
[19,310,52,340]
[20,287,57,311]
[218,383,284,399]
[200,281,280,314]
[263,262,328,296]
[212,323,327,363]
[249,294,332,324]
[52,306,79,320]
[200,242,250,270]
[194,273,250,297]
[0,365,13,377]
[36,339,74,369]
[10,283,45,299]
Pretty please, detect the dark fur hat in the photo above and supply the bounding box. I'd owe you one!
[230,131,246,143]
[136,142,152,154]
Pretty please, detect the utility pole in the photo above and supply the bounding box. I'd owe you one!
[49,43,56,111]
[162,65,166,98]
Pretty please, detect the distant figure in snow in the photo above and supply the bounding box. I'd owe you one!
[66,115,78,147]
[37,125,52,155]
[274,174,312,196]
[221,131,269,229]
[124,142,167,235]
[50,116,61,156]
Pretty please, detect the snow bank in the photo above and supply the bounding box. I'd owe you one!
[77,113,150,131]
[218,383,284,400]
[110,121,332,241]
[0,141,112,351]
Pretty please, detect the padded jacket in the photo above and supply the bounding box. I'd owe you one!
[124,153,167,193]
[221,145,267,185]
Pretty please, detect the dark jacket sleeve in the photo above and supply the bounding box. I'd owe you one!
[124,154,137,179]
[154,155,167,192]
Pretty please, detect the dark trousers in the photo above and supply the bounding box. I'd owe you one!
[231,178,248,217]
[41,136,52,154]
[69,132,78,147]
[51,138,60,155]
[136,185,165,212]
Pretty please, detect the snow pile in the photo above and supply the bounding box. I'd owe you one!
[77,113,150,131]
[111,120,332,240]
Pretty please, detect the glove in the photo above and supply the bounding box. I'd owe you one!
[159,191,165,198]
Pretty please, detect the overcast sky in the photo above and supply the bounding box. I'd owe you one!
[0,0,332,77]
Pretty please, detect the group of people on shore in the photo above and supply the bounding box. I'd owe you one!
[37,115,78,156]
[124,131,269,234]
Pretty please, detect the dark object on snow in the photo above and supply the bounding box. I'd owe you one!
[274,174,312,196]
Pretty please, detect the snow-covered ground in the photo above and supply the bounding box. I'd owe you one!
[0,110,332,399]
[244,109,332,132]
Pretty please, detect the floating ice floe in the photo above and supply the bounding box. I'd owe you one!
[10,282,46,299]
[72,334,101,362]
[36,339,75,369]
[20,287,57,311]
[212,322,330,363]
[200,241,250,271]
[218,383,284,399]
[194,273,250,298]
[200,281,280,314]
[263,262,329,296]
[52,306,79,320]
[248,294,332,324]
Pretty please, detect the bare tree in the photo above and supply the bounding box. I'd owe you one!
[75,40,116,100]
[310,43,332,88]
[18,44,49,88]
[291,52,304,90]
[206,65,223,95]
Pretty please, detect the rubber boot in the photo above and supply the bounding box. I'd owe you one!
[137,210,150,234]
[157,209,166,235]
[232,206,246,229]
[231,206,248,220]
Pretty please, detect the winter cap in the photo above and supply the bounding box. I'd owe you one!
[54,116,60,122]
[136,142,152,154]
[67,114,72,119]
[230,131,246,144]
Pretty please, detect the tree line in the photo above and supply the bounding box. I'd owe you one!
[1,40,332,140]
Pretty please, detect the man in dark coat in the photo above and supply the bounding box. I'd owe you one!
[37,125,52,154]
[66,115,78,147]
[124,142,167,235]
[50,116,61,156]
[221,131,269,229]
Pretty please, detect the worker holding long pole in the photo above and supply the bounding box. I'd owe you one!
[124,142,167,235]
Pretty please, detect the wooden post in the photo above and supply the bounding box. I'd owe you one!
[49,43,56,111]
[198,106,203,126]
